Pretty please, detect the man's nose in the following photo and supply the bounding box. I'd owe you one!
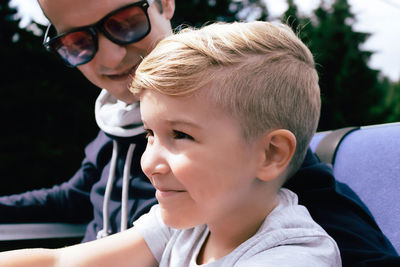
[94,33,127,68]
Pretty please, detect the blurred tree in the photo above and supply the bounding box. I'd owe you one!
[282,0,389,130]
[282,0,300,32]
[0,0,99,195]
[382,79,400,122]
[307,0,387,130]
[281,0,314,54]
[172,0,269,28]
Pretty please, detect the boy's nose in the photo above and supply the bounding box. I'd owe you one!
[141,143,170,178]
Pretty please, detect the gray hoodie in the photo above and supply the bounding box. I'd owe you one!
[135,188,341,266]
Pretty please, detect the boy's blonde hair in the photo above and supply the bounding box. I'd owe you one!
[131,21,320,176]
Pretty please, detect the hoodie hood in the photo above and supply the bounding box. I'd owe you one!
[95,89,145,137]
[94,89,146,239]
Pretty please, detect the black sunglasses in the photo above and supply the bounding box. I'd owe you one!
[43,0,154,67]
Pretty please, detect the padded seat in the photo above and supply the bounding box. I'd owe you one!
[310,122,400,252]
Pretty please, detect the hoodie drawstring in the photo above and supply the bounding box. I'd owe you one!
[97,141,135,239]
[121,143,136,231]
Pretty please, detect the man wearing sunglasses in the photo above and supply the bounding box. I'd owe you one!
[2,0,175,241]
[0,0,398,265]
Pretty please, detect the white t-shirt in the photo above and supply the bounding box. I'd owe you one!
[134,188,341,266]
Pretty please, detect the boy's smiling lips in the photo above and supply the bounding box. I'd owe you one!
[155,186,186,199]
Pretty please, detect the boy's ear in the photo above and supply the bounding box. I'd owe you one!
[161,0,175,20]
[255,129,296,182]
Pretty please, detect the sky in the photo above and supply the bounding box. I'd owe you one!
[8,0,400,81]
[264,0,400,82]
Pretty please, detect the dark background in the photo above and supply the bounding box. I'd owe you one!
[0,0,399,195]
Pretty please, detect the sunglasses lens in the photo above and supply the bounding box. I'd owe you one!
[103,5,150,43]
[52,30,96,66]
[43,2,152,67]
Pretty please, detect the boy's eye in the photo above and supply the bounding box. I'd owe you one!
[172,130,194,140]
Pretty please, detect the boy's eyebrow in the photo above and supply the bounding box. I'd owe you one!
[141,118,202,129]
[167,119,202,129]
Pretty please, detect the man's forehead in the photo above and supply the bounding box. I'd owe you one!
[39,0,141,31]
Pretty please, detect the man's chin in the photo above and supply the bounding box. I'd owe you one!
[116,91,139,104]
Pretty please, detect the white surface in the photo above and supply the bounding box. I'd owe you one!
[0,223,86,240]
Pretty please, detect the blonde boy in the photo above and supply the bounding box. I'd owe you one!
[0,21,340,266]
[130,20,340,266]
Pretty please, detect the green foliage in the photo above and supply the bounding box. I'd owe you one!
[382,80,400,122]
[172,0,269,28]
[314,0,386,129]
[281,0,391,130]
[282,0,300,31]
